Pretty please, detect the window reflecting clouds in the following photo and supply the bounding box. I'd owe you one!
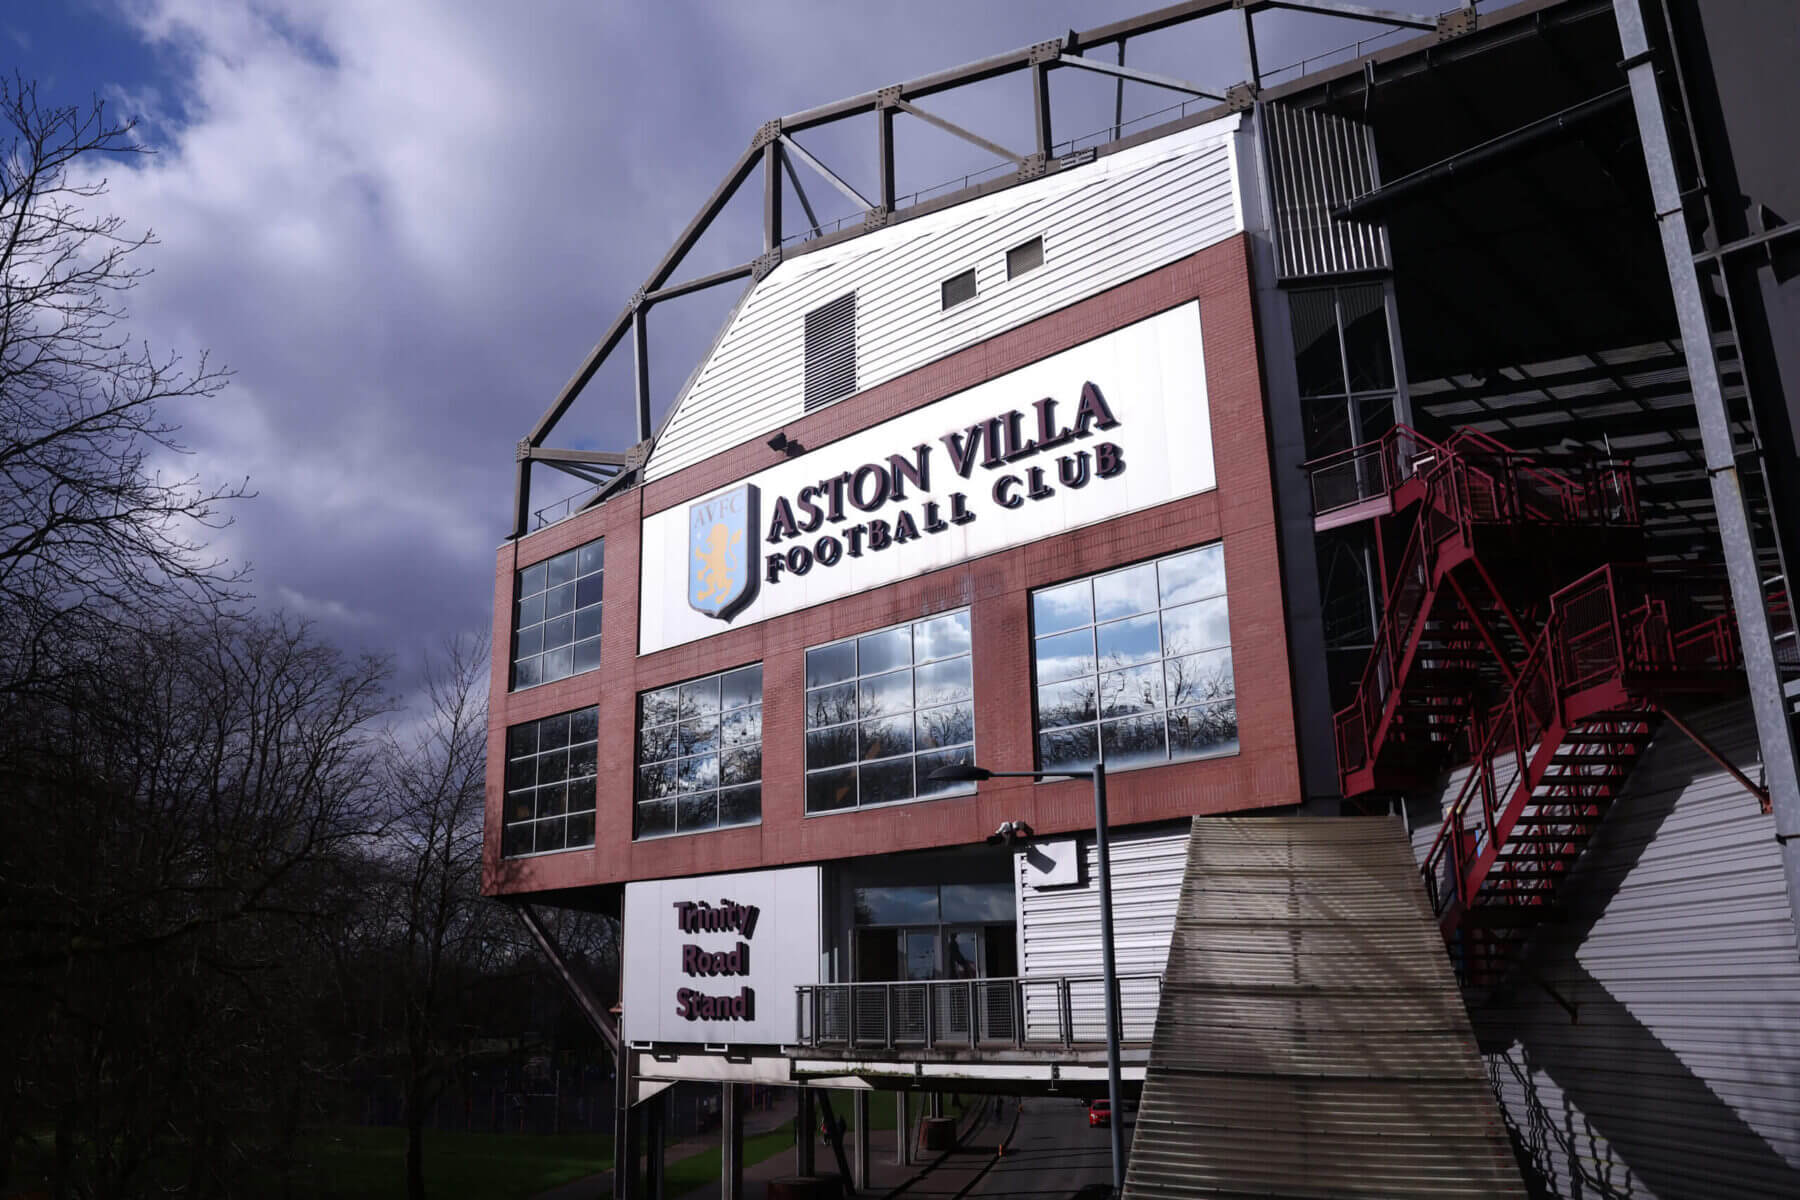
[502,707,599,857]
[1033,544,1238,771]
[805,610,975,812]
[512,539,603,690]
[635,664,762,838]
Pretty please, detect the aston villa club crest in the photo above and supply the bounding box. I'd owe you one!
[688,484,760,621]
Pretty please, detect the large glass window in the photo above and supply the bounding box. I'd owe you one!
[1289,283,1398,461]
[502,707,598,857]
[1032,544,1238,773]
[804,610,975,813]
[512,539,603,691]
[635,664,762,839]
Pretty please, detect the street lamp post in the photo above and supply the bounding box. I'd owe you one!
[930,759,1126,1196]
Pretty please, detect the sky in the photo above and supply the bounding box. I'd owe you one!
[9,0,1423,688]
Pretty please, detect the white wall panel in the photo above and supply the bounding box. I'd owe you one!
[1014,827,1189,1042]
[1414,702,1800,1197]
[645,117,1244,482]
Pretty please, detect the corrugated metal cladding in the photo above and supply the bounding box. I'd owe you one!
[644,116,1245,482]
[1457,701,1800,1198]
[1014,828,1188,1043]
[1124,816,1525,1199]
[1261,102,1391,279]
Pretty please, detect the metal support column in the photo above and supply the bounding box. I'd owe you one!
[1031,62,1053,158]
[877,104,897,213]
[1615,0,1800,944]
[894,1091,911,1166]
[796,1088,816,1176]
[631,307,651,444]
[644,1090,666,1200]
[763,142,782,252]
[613,1053,636,1200]
[722,1083,745,1200]
[853,1091,871,1191]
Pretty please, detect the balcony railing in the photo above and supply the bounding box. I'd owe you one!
[792,974,1163,1053]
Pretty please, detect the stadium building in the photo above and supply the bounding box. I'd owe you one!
[484,2,1800,1196]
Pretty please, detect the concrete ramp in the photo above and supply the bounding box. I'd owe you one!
[1122,816,1525,1198]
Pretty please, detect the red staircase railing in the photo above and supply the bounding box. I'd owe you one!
[1324,429,1640,794]
[1420,564,1741,976]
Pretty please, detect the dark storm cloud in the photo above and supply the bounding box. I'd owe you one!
[32,0,1387,669]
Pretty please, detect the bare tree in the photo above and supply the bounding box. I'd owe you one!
[381,635,497,1200]
[0,77,243,697]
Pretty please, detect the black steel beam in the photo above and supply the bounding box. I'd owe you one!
[764,141,782,252]
[1058,48,1225,100]
[779,133,874,211]
[632,307,650,444]
[642,260,756,305]
[524,143,759,449]
[782,145,824,237]
[528,447,631,466]
[895,97,1026,163]
[1259,0,1438,30]
[877,104,897,211]
[1334,87,1633,221]
[1032,62,1053,157]
[513,902,621,1056]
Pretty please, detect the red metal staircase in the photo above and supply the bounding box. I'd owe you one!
[1309,428,1746,992]
[1315,426,1641,796]
[1418,565,1742,987]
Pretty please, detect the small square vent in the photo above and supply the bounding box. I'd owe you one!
[1007,236,1044,279]
[804,292,857,411]
[941,268,977,311]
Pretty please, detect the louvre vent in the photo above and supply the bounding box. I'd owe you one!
[804,292,857,411]
[941,268,977,310]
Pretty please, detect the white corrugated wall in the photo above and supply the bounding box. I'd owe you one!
[1415,701,1800,1197]
[644,115,1245,482]
[1014,826,1189,1042]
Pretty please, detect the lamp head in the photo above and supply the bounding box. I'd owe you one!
[928,762,991,783]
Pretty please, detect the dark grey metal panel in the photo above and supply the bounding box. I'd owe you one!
[1263,102,1391,279]
[1123,815,1525,1199]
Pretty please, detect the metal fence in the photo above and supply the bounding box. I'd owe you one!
[793,974,1162,1052]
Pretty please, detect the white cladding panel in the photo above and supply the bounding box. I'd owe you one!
[639,302,1214,654]
[1014,828,1188,1042]
[645,116,1243,483]
[1415,703,1800,1197]
[622,866,821,1046]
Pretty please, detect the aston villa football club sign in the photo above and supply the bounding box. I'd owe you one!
[688,484,759,621]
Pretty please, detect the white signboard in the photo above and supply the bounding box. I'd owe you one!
[639,301,1214,653]
[622,866,821,1045]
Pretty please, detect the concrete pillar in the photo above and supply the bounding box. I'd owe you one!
[722,1083,744,1200]
[645,1092,666,1200]
[796,1088,816,1176]
[853,1091,871,1190]
[895,1091,911,1166]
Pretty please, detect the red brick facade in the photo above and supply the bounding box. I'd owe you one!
[483,234,1300,896]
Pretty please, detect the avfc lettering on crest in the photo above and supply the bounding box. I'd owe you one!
[688,484,760,622]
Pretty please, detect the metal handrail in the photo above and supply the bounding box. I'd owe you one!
[1421,563,1742,921]
[793,973,1163,1052]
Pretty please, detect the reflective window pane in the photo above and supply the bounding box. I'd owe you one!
[1095,563,1157,622]
[1035,628,1095,685]
[1032,579,1091,636]
[858,669,912,720]
[914,611,971,663]
[941,882,1013,923]
[1162,597,1230,656]
[915,701,974,750]
[516,593,545,629]
[578,541,605,576]
[542,644,573,683]
[1030,544,1236,773]
[633,665,763,840]
[1169,700,1239,759]
[503,706,599,856]
[1341,284,1393,392]
[1290,289,1344,398]
[511,537,604,691]
[807,767,858,813]
[859,757,915,806]
[519,563,547,598]
[804,609,974,814]
[544,582,575,620]
[806,682,856,729]
[572,637,602,673]
[545,551,577,587]
[858,627,911,675]
[1097,613,1160,668]
[915,747,976,799]
[719,785,760,827]
[853,886,939,926]
[806,642,856,689]
[514,624,544,659]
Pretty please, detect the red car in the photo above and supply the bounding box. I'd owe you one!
[1087,1098,1111,1127]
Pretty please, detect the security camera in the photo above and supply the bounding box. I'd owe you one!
[986,820,1035,847]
